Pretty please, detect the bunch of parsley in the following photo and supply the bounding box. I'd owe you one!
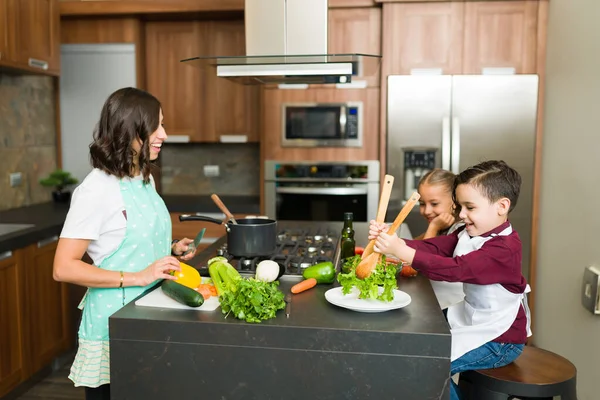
[219,278,285,323]
[337,255,398,302]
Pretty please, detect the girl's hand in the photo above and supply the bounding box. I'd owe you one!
[430,212,455,232]
[172,238,197,261]
[368,220,389,240]
[137,256,181,286]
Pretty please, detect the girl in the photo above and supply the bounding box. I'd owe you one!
[414,168,464,310]
[53,88,197,400]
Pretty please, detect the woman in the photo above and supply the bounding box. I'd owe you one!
[53,87,197,400]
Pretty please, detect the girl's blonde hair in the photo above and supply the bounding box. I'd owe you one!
[418,168,456,194]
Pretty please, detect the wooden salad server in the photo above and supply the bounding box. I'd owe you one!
[356,191,420,280]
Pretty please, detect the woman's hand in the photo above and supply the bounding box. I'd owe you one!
[172,238,197,261]
[429,212,455,232]
[136,256,181,286]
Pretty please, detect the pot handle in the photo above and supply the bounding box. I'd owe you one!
[179,214,223,225]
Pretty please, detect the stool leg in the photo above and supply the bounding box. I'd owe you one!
[457,376,473,400]
[471,385,509,400]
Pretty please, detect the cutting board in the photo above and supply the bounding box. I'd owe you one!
[135,285,220,311]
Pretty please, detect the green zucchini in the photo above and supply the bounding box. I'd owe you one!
[161,279,204,308]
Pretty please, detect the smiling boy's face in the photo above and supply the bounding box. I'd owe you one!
[456,183,510,236]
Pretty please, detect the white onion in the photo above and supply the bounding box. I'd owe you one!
[255,260,280,282]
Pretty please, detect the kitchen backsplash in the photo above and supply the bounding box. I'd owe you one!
[160,143,260,196]
[0,73,57,212]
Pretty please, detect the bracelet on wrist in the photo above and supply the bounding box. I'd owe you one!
[119,271,124,288]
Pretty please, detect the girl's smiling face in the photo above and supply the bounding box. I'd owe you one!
[456,183,510,236]
[418,183,454,223]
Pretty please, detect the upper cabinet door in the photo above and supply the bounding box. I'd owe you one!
[328,7,382,87]
[381,2,464,75]
[0,0,9,63]
[203,20,260,143]
[463,1,539,74]
[10,0,60,74]
[145,21,204,140]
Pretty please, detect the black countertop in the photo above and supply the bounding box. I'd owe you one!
[109,221,451,399]
[0,195,260,253]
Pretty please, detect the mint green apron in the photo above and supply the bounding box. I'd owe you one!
[69,178,171,388]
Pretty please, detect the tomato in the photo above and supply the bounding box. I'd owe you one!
[355,246,365,256]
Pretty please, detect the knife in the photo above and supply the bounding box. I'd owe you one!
[183,228,206,256]
[285,294,292,318]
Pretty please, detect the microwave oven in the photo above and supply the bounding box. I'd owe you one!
[281,102,363,147]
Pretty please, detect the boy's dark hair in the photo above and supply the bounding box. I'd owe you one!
[453,160,522,213]
[89,87,161,184]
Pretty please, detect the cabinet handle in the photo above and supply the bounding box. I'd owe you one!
[0,251,13,261]
[0,51,3,61]
[28,58,49,70]
[37,235,59,248]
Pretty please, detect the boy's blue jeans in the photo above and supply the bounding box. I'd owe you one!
[450,342,524,400]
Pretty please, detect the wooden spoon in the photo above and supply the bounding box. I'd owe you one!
[211,194,238,225]
[356,191,420,280]
[356,174,394,261]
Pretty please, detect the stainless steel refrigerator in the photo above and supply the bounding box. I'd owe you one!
[386,75,539,279]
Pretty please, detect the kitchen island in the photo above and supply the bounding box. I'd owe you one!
[109,221,451,400]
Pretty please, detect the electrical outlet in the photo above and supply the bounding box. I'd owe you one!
[9,172,22,187]
[581,265,600,314]
[203,165,220,177]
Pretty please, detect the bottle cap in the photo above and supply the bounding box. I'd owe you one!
[344,212,354,220]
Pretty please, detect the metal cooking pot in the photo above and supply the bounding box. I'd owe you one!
[179,214,277,257]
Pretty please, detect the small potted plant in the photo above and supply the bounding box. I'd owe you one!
[39,169,78,203]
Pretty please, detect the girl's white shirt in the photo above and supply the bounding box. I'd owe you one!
[60,168,155,266]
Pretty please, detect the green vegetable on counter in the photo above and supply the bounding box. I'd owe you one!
[161,279,205,308]
[337,255,397,302]
[220,278,285,323]
[302,261,335,284]
[208,256,285,323]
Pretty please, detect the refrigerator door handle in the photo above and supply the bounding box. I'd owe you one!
[442,117,451,170]
[451,117,461,174]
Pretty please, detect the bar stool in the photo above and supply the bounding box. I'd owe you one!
[458,346,577,399]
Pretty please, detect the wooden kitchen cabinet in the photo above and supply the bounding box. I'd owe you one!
[0,0,60,75]
[146,21,204,139]
[328,7,382,87]
[381,2,464,75]
[23,238,69,375]
[0,250,26,398]
[381,1,540,75]
[462,1,539,74]
[145,19,259,143]
[202,20,260,143]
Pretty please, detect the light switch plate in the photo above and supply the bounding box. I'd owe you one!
[9,172,22,187]
[581,265,600,314]
[203,165,219,178]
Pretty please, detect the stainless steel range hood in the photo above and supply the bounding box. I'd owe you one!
[180,0,381,85]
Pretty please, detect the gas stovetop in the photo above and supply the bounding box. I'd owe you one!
[214,227,339,276]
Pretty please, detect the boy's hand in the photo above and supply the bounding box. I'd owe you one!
[430,213,455,232]
[368,220,389,240]
[375,232,416,264]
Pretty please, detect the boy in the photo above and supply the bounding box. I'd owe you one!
[369,160,531,400]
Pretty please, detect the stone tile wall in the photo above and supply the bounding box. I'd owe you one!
[160,143,260,196]
[0,73,57,212]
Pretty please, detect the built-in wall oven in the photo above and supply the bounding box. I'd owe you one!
[282,102,363,147]
[264,160,380,222]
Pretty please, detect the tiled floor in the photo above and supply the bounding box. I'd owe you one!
[14,361,84,400]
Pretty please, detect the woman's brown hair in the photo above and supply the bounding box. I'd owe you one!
[89,87,161,184]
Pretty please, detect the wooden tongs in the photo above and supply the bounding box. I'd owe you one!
[355,191,421,280]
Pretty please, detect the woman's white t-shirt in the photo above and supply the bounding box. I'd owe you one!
[60,168,155,266]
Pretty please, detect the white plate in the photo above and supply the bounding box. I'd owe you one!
[324,287,412,313]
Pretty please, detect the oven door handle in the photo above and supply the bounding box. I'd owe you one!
[276,187,368,195]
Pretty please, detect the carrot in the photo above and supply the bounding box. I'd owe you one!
[291,278,317,294]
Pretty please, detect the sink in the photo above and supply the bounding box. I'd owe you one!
[0,223,35,236]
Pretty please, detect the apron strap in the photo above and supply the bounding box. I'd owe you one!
[522,284,533,337]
